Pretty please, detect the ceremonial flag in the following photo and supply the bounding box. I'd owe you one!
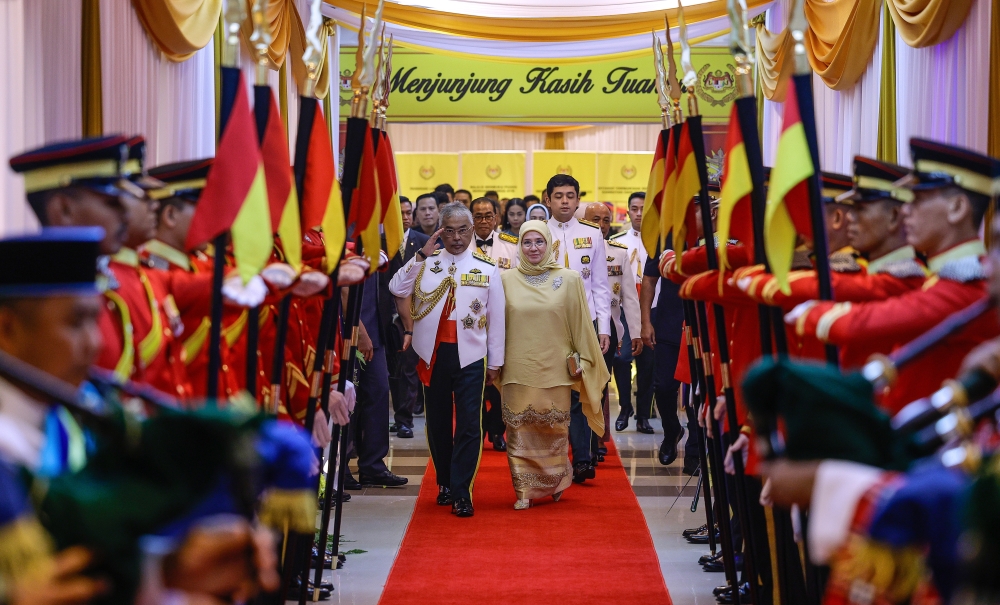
[376,131,404,258]
[764,83,814,294]
[259,89,302,272]
[658,129,679,254]
[716,104,755,285]
[347,133,381,273]
[186,70,271,283]
[671,122,702,272]
[641,131,667,258]
[298,101,346,274]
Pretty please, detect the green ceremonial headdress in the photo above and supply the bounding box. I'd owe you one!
[741,358,917,470]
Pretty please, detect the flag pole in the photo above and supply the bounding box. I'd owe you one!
[677,2,761,602]
[205,0,247,400]
[662,14,743,592]
[789,0,837,366]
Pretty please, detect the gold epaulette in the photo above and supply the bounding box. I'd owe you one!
[578,218,600,229]
[472,251,496,265]
[609,231,626,239]
[608,240,628,250]
[498,232,518,244]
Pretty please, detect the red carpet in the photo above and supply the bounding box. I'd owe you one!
[377,441,673,605]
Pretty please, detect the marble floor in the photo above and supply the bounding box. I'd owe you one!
[294,387,724,605]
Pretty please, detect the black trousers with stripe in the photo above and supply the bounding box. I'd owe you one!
[423,343,485,502]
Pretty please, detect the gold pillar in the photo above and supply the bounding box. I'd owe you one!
[81,0,103,137]
[876,2,897,164]
[279,63,289,133]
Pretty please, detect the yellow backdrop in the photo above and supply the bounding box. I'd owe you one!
[532,151,597,200]
[395,153,460,200]
[460,152,526,198]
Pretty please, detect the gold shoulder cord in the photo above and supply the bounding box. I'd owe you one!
[411,263,457,320]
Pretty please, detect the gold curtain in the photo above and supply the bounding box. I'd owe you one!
[989,0,1000,157]
[289,13,335,99]
[239,0,296,69]
[82,0,103,137]
[876,2,898,163]
[544,132,566,150]
[131,0,222,61]
[754,21,795,102]
[886,0,976,48]
[805,0,881,90]
[325,0,772,42]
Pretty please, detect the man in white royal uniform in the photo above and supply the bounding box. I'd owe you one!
[609,191,657,433]
[546,174,612,483]
[389,203,505,518]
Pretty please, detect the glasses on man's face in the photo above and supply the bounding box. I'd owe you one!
[442,226,472,238]
[473,213,495,222]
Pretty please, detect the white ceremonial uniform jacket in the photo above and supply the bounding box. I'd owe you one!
[469,230,519,272]
[604,239,641,346]
[389,247,506,370]
[548,217,612,335]
[609,228,646,289]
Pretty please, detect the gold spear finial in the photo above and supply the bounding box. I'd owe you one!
[677,0,699,117]
[651,32,672,129]
[663,14,683,124]
[727,0,755,97]
[351,0,384,118]
[249,0,273,84]
[222,0,247,67]
[788,0,810,74]
[351,4,366,93]
[370,26,387,126]
[301,0,325,98]
[382,35,394,114]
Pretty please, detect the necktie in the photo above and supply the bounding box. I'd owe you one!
[476,237,493,249]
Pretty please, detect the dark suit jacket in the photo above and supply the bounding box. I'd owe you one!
[378,230,430,344]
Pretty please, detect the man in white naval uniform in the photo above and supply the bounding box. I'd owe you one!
[610,192,657,433]
[546,174,612,483]
[389,203,506,518]
[468,197,518,453]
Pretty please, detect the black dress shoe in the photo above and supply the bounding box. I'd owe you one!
[344,474,362,491]
[396,425,414,438]
[688,530,720,545]
[715,582,752,604]
[683,523,707,537]
[436,486,453,506]
[700,552,719,565]
[596,451,605,462]
[360,470,408,487]
[572,461,594,483]
[614,410,632,431]
[451,497,474,517]
[713,584,732,596]
[658,431,682,465]
[289,577,333,600]
[389,423,399,432]
[636,418,655,434]
[317,491,351,509]
[491,434,507,452]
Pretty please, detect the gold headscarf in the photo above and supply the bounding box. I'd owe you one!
[516,220,562,276]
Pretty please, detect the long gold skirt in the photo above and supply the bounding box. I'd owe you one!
[502,383,574,501]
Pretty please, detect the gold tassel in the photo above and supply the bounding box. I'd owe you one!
[258,489,317,534]
[0,516,55,586]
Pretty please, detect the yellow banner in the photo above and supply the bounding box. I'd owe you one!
[395,153,460,200]
[532,151,597,201]
[461,152,526,198]
[340,48,738,124]
[597,152,654,207]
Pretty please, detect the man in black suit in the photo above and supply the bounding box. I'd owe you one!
[380,197,429,438]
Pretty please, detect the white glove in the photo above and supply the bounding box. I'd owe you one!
[785,300,817,325]
[337,261,367,286]
[292,270,330,297]
[759,478,773,507]
[344,380,357,414]
[311,408,332,448]
[222,274,267,307]
[260,262,297,289]
[724,433,750,475]
[378,249,390,268]
[327,389,350,427]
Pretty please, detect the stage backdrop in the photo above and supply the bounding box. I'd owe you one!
[597,152,654,219]
[339,47,739,124]
[395,152,460,200]
[460,151,526,198]
[531,151,597,200]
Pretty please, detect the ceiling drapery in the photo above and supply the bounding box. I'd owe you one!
[130,0,221,61]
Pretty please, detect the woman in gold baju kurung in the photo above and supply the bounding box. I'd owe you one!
[498,220,610,509]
